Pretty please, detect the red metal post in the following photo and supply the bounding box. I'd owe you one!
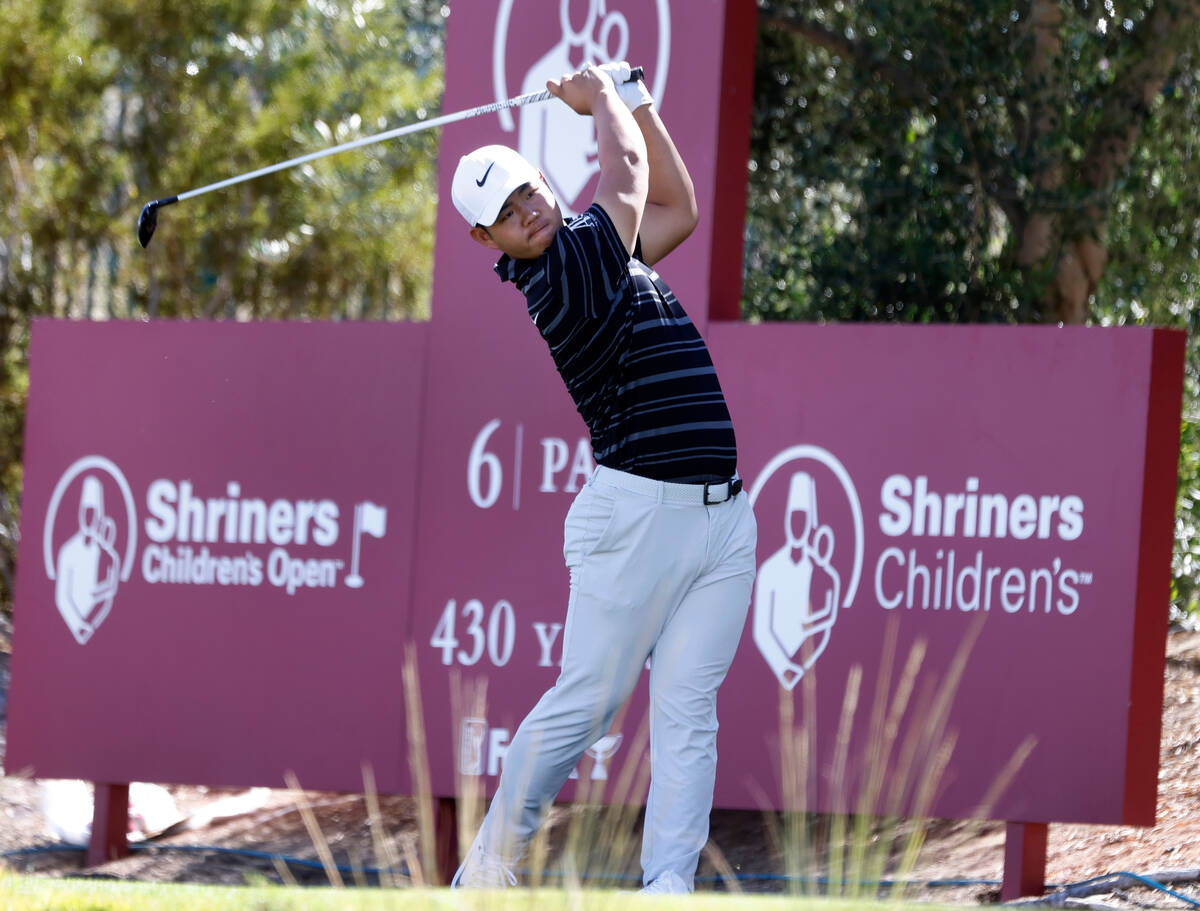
[85,782,130,867]
[435,796,459,886]
[1001,821,1048,900]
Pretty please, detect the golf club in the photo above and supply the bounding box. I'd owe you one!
[137,66,644,248]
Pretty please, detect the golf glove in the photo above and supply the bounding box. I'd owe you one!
[599,61,654,112]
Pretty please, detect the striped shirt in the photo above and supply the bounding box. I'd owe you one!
[494,204,737,483]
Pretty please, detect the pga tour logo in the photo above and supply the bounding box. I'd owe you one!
[43,456,390,645]
[748,446,864,690]
[492,0,672,215]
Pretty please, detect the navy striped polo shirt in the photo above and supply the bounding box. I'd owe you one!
[494,203,737,484]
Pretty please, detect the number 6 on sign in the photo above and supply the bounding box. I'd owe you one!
[468,419,504,509]
[430,598,516,667]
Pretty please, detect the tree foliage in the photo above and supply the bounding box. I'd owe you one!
[745,0,1200,617]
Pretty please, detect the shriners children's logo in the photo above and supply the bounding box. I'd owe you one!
[748,447,864,690]
[43,456,138,645]
[492,0,672,215]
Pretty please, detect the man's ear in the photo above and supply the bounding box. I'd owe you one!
[469,225,500,250]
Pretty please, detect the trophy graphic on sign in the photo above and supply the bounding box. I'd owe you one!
[569,732,623,780]
[585,732,623,780]
[344,501,387,588]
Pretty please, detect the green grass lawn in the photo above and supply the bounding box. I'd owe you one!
[0,872,951,911]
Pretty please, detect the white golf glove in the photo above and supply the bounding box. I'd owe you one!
[598,61,654,112]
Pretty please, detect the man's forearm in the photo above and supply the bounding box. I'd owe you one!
[592,87,649,193]
[634,104,697,217]
[627,102,698,264]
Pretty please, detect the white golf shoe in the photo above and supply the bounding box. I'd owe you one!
[449,838,517,889]
[638,870,691,895]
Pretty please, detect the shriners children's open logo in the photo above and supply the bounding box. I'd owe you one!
[43,456,138,645]
[492,0,671,215]
[748,447,864,690]
[43,455,393,645]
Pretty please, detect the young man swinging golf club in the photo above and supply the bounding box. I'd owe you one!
[450,62,757,895]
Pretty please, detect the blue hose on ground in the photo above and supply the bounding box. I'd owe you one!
[1055,872,1200,909]
[3,842,1199,905]
[0,842,403,877]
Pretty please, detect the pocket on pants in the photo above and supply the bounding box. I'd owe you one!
[569,490,657,610]
[563,486,619,569]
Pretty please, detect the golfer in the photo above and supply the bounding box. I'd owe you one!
[449,62,757,895]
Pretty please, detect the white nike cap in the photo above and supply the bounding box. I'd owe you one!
[452,144,541,227]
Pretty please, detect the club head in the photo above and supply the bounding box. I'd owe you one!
[137,201,159,248]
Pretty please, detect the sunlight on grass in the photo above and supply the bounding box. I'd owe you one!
[0,870,957,911]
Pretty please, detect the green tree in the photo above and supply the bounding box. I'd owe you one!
[745,0,1200,616]
[0,0,445,614]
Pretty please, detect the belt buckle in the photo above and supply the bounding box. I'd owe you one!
[703,478,742,505]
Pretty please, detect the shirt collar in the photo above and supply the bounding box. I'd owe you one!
[493,253,525,285]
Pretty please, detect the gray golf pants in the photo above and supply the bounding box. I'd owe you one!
[475,465,758,888]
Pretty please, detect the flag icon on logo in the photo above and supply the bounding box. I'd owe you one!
[345,501,387,589]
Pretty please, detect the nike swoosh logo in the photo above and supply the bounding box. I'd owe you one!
[476,162,496,187]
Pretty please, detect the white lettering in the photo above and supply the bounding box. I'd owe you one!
[267,500,294,545]
[313,501,339,546]
[488,600,515,666]
[1058,569,1080,614]
[955,551,984,612]
[878,475,1085,541]
[1010,495,1037,539]
[874,547,905,609]
[294,501,316,545]
[141,544,264,586]
[872,548,1088,617]
[879,475,912,536]
[1058,496,1084,540]
[912,476,941,536]
[1001,568,1025,612]
[963,477,980,535]
[980,494,1007,537]
[468,419,503,509]
[533,621,564,666]
[178,481,204,542]
[145,480,178,542]
[488,729,510,777]
[142,482,344,547]
[267,548,338,595]
[539,438,569,492]
[565,440,594,493]
[240,499,268,543]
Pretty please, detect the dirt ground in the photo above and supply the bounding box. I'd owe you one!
[2,617,1199,905]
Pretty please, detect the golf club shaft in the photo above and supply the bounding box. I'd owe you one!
[171,67,643,205]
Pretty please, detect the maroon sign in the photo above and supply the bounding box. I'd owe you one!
[707,324,1183,825]
[7,320,428,793]
[5,323,1185,825]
